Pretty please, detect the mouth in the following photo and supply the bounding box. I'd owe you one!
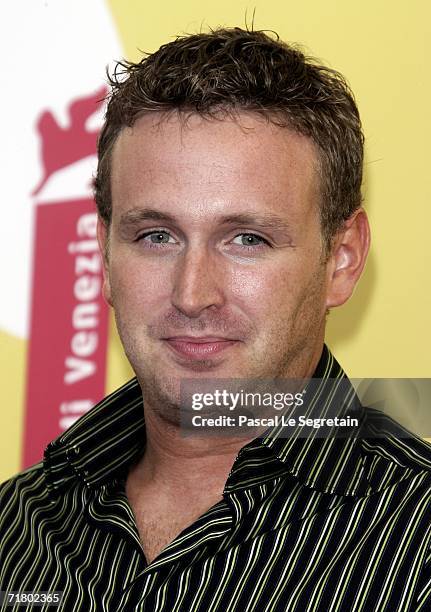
[162,336,240,360]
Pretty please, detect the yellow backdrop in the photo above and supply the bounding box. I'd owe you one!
[1,0,429,482]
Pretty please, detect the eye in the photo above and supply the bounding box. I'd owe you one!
[138,230,176,245]
[231,233,270,247]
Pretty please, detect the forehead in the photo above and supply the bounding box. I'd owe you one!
[110,111,321,224]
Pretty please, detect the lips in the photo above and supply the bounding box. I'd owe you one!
[163,336,238,360]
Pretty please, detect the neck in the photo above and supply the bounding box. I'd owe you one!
[130,342,325,496]
[134,407,254,496]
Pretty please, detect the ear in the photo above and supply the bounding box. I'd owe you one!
[326,208,370,309]
[97,216,113,307]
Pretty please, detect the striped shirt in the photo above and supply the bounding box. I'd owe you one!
[1,346,431,611]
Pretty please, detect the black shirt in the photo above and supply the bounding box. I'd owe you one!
[1,346,431,611]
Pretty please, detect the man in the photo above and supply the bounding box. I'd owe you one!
[1,27,431,611]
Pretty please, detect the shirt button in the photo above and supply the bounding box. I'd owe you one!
[70,445,80,456]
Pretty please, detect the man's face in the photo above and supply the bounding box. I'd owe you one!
[100,112,335,415]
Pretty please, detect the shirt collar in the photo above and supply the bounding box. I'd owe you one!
[224,345,368,496]
[44,379,146,493]
[44,345,421,499]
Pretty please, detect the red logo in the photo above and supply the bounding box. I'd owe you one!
[23,88,109,468]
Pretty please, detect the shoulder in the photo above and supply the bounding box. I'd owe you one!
[1,462,45,495]
[362,408,431,471]
[0,462,47,518]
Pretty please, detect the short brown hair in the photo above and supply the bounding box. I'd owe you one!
[95,27,364,250]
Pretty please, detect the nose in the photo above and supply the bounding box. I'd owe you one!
[171,246,226,318]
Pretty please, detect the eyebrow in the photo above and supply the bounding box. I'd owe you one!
[119,208,176,227]
[118,207,292,233]
[219,213,292,232]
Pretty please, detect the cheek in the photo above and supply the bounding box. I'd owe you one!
[229,267,269,299]
[229,264,295,318]
[110,257,172,311]
[229,254,327,336]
